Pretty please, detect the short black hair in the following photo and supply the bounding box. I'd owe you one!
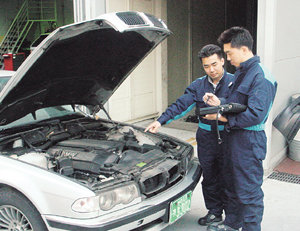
[217,26,253,50]
[198,44,223,62]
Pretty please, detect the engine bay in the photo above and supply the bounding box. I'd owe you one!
[0,117,193,195]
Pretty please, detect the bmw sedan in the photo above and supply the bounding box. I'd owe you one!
[0,11,201,231]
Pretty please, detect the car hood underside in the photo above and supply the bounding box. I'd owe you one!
[0,12,170,125]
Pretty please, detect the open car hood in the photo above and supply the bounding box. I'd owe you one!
[0,12,170,125]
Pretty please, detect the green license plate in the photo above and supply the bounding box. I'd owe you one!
[169,191,192,223]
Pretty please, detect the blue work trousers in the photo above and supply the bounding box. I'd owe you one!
[196,128,226,216]
[223,129,266,231]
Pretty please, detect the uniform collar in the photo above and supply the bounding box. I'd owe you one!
[238,55,260,71]
[207,69,226,85]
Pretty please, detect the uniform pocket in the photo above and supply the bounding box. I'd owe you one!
[251,131,267,160]
[234,87,249,105]
[236,85,250,95]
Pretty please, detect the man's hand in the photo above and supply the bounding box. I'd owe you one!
[203,113,228,122]
[144,121,161,133]
[203,93,221,106]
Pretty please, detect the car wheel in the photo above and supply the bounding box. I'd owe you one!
[0,187,48,231]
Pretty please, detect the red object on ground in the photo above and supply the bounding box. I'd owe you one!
[274,157,300,175]
[3,53,25,71]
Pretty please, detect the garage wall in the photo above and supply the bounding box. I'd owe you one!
[167,0,257,106]
[0,0,23,43]
[56,0,74,26]
[167,0,190,105]
[190,0,226,80]
[258,0,300,173]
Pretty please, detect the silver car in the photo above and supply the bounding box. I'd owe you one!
[0,12,201,231]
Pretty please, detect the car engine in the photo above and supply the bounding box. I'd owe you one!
[0,118,193,196]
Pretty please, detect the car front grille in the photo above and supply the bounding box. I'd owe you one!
[138,158,186,197]
[143,173,166,194]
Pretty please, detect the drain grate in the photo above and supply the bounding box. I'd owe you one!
[268,172,300,184]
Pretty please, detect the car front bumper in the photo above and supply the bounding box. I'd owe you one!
[44,160,201,231]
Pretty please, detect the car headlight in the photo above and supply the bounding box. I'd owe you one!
[99,183,140,211]
[71,183,141,213]
[72,196,100,213]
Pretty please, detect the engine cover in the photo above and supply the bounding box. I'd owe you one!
[48,139,123,175]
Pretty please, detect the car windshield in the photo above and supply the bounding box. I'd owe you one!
[0,105,79,130]
[0,77,10,92]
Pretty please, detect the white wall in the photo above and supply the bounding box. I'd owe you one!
[105,0,168,122]
[73,0,106,22]
[258,0,300,173]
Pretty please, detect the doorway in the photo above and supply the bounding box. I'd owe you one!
[167,0,257,104]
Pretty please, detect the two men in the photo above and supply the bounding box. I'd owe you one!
[145,44,234,225]
[146,27,276,231]
[205,27,277,231]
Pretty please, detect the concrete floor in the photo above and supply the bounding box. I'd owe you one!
[134,120,300,231]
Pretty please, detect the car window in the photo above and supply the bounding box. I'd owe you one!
[0,77,10,92]
[0,105,77,130]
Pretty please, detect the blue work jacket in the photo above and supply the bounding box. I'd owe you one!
[226,56,277,131]
[157,71,234,131]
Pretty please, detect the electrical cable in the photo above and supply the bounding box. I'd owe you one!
[216,107,224,144]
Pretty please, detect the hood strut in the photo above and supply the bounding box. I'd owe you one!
[92,104,114,123]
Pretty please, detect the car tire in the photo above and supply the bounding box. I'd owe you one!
[0,187,48,231]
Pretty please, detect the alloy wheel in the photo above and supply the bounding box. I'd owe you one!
[0,205,33,231]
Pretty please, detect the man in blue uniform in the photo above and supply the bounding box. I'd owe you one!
[204,27,277,231]
[145,44,234,226]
